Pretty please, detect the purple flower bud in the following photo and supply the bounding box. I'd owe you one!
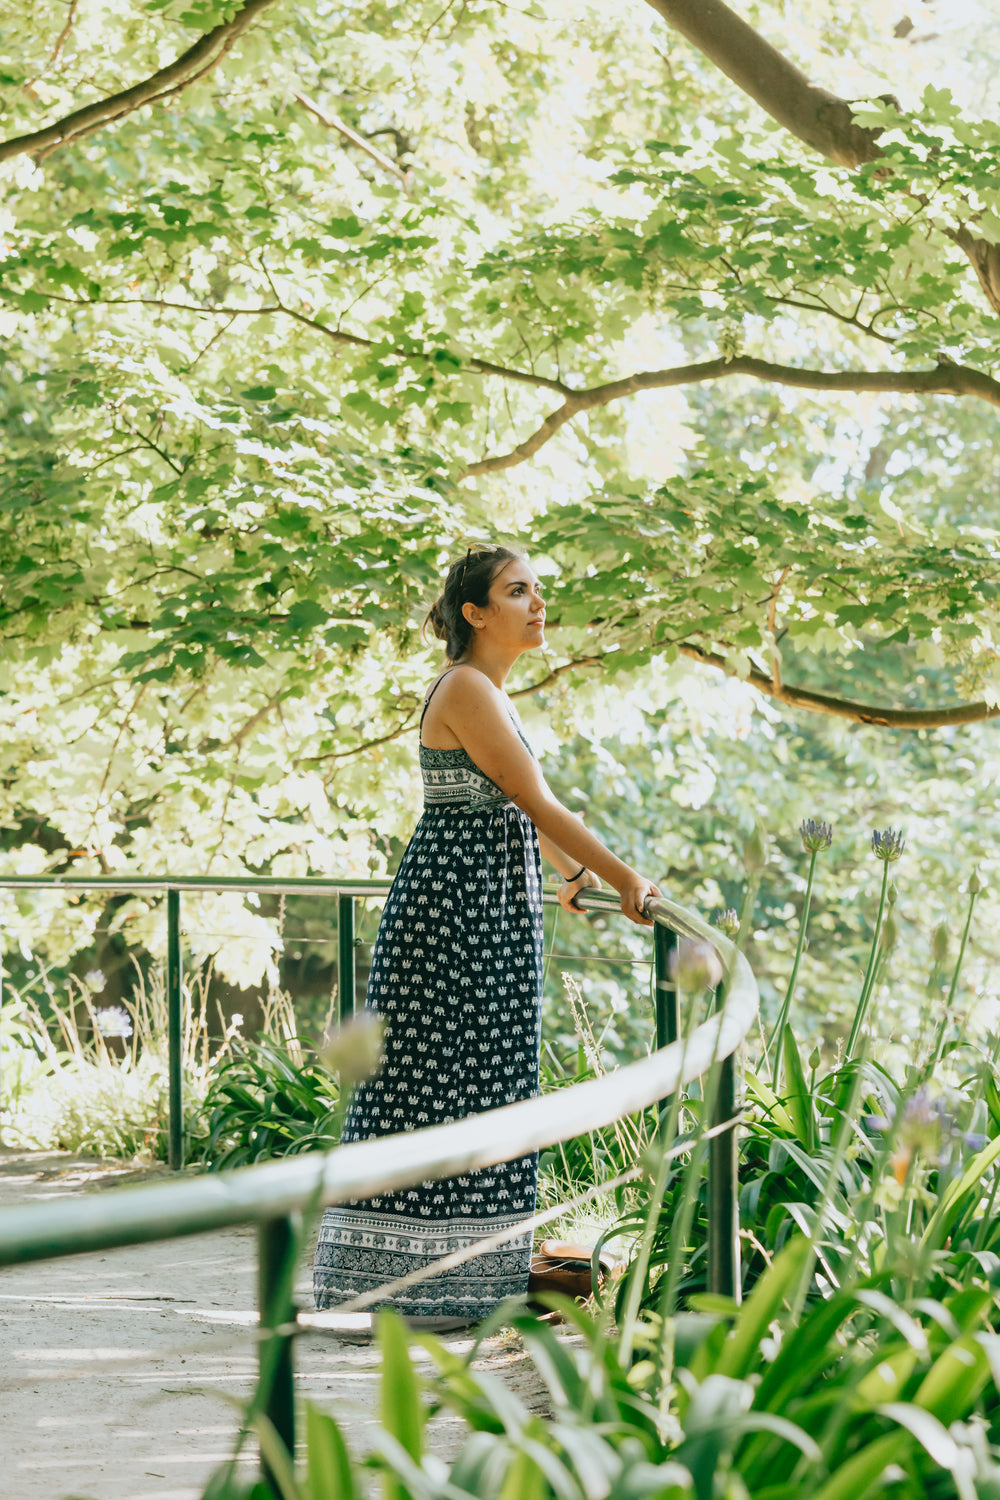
[871,827,905,863]
[799,818,833,853]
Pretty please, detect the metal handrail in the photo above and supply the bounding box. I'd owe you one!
[0,880,757,1482]
[0,889,752,1260]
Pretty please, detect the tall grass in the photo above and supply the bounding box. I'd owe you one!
[0,963,283,1159]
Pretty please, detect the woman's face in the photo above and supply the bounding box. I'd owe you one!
[476,558,546,654]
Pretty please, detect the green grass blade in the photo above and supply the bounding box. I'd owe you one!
[809,1431,910,1500]
[781,1027,817,1152]
[921,1132,1000,1250]
[715,1236,810,1380]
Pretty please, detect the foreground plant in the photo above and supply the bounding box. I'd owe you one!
[194,1223,1000,1500]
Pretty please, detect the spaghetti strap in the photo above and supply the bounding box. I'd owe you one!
[419,669,455,737]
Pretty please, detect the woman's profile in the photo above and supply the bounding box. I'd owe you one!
[313,545,660,1329]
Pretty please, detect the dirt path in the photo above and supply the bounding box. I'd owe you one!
[0,1151,545,1500]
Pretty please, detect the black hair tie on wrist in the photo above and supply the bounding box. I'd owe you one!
[564,865,587,883]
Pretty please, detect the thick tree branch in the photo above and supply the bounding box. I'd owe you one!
[679,643,1000,728]
[461,355,1000,477]
[645,0,1000,314]
[0,0,279,163]
[644,0,883,166]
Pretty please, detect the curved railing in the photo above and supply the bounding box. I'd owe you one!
[0,878,758,1482]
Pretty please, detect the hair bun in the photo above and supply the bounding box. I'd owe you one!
[426,596,448,642]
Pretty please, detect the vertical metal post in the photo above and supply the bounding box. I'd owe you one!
[653,924,680,1136]
[653,924,680,1050]
[166,889,183,1171]
[707,977,741,1302]
[337,893,355,1020]
[258,1215,297,1486]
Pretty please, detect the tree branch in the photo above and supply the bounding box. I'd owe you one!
[0,0,279,163]
[49,0,80,68]
[510,654,611,697]
[678,642,1000,728]
[293,91,415,191]
[300,707,420,764]
[461,354,1000,477]
[644,0,1000,315]
[643,0,884,166]
[39,290,574,395]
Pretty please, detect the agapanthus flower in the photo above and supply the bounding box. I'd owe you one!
[799,818,833,853]
[865,1090,985,1184]
[320,1011,386,1085]
[713,908,740,938]
[871,827,905,862]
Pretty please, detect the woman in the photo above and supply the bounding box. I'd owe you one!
[313,545,660,1328]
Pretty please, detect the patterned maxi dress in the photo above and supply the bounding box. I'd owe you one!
[312,684,544,1319]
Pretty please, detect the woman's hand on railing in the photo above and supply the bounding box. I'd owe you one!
[616,873,661,927]
[558,868,601,915]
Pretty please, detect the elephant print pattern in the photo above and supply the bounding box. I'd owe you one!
[313,707,544,1319]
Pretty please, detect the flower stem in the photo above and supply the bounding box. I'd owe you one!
[767,847,818,1090]
[846,859,891,1060]
[928,885,979,1073]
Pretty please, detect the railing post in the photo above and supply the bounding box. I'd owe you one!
[166,888,183,1171]
[653,924,680,1049]
[707,978,741,1302]
[258,1214,297,1487]
[653,924,680,1134]
[338,893,356,1019]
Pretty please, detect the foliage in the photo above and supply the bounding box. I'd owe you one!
[191,1034,341,1169]
[189,1044,1000,1500]
[6,2,1000,993]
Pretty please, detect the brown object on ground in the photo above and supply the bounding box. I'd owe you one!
[528,1239,617,1302]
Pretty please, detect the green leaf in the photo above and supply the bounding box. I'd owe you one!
[809,1432,911,1500]
[378,1310,424,1498]
[304,1400,356,1500]
[781,1028,817,1152]
[714,1236,810,1380]
[913,1335,990,1423]
[286,599,330,633]
[921,1131,1000,1249]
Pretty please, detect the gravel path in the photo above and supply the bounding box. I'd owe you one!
[0,1151,547,1500]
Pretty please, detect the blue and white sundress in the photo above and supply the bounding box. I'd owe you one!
[313,679,544,1319]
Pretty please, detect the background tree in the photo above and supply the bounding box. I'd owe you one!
[2,0,999,1052]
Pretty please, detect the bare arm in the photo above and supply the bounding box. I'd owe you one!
[537,828,602,916]
[431,668,660,925]
[536,828,583,879]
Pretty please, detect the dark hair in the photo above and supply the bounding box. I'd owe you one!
[424,545,523,661]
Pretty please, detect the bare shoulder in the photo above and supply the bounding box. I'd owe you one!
[422,665,512,751]
[434,664,503,708]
